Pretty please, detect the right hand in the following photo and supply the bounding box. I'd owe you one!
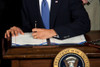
[5,26,24,38]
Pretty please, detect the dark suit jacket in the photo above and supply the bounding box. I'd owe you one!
[21,0,90,39]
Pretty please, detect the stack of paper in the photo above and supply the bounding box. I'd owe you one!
[12,33,86,46]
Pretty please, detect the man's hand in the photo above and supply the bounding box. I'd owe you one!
[32,28,57,39]
[82,0,88,4]
[5,26,24,38]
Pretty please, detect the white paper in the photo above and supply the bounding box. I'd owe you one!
[12,32,86,46]
[12,33,47,46]
[50,35,86,44]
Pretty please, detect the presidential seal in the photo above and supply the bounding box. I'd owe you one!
[54,48,90,67]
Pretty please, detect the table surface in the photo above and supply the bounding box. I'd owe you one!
[2,31,100,59]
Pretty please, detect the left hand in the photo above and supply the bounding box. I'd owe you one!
[82,0,88,4]
[32,28,57,39]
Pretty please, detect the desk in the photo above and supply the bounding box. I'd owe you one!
[2,31,100,67]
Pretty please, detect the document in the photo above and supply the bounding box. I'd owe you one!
[12,32,86,46]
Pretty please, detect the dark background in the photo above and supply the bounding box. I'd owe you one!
[0,0,22,37]
[0,0,22,66]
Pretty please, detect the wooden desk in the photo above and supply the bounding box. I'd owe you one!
[2,31,100,67]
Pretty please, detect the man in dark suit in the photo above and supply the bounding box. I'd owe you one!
[5,0,90,40]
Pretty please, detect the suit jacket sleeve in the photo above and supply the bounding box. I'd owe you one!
[21,0,33,32]
[54,0,90,39]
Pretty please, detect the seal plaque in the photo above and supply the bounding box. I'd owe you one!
[54,48,90,67]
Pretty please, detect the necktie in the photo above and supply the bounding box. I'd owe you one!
[41,0,50,29]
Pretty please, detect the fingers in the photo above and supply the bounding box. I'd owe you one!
[32,32,37,36]
[32,31,42,39]
[5,30,10,38]
[32,32,38,39]
[14,30,18,36]
[32,28,44,39]
[33,34,42,39]
[19,30,24,35]
[32,28,47,39]
[32,28,43,39]
[11,30,15,36]
[17,28,24,35]
[12,26,24,35]
[5,26,24,38]
[33,35,38,39]
[32,29,57,39]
